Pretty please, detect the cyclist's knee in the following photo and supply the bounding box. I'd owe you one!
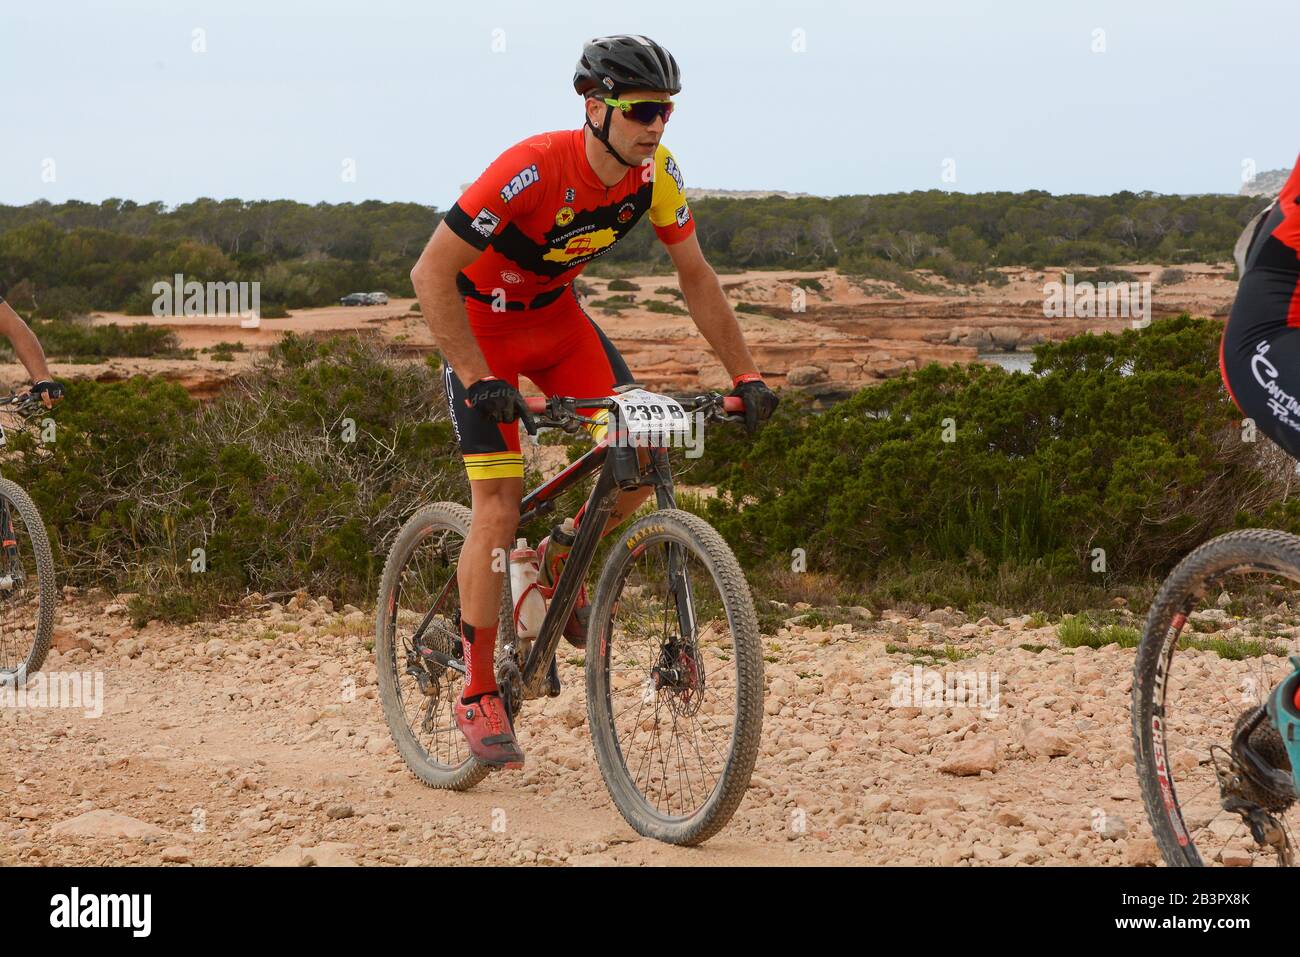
[469,481,522,535]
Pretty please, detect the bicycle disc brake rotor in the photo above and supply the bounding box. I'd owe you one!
[652,639,705,717]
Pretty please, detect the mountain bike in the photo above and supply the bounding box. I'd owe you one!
[375,387,764,845]
[0,393,58,687]
[1133,529,1300,866]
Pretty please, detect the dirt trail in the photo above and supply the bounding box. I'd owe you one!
[0,585,1210,868]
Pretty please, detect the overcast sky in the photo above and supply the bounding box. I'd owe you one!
[2,0,1295,207]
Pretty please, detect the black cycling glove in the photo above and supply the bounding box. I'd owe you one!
[465,375,531,426]
[30,380,64,404]
[729,373,778,435]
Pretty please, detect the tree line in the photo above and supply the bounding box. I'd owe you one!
[0,190,1269,318]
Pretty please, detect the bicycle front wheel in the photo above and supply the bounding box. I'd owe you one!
[1133,528,1300,866]
[586,508,763,846]
[0,478,56,684]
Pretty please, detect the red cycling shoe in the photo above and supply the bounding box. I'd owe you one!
[454,692,525,769]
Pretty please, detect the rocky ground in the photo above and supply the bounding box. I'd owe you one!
[6,584,1272,868]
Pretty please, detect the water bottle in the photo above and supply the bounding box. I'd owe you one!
[538,517,577,588]
[509,538,547,638]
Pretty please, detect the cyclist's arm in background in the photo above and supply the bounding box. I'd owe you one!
[0,298,55,388]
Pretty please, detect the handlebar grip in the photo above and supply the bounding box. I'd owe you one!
[525,396,547,413]
[722,395,745,414]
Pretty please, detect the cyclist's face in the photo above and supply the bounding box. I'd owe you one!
[591,89,671,164]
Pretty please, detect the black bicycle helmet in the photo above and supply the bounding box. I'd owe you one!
[574,35,681,167]
[573,34,681,97]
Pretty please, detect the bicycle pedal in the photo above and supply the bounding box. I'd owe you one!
[544,656,562,698]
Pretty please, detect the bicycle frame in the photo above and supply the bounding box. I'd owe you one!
[514,410,687,700]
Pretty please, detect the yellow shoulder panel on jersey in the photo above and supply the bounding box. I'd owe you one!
[650,144,689,228]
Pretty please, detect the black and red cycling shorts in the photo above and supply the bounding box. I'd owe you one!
[441,287,633,481]
[1221,200,1300,458]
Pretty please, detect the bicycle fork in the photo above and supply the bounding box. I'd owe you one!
[0,499,22,591]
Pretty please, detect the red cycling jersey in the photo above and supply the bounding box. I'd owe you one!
[1273,154,1300,257]
[443,128,695,309]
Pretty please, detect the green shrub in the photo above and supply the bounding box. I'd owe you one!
[606,278,641,292]
[3,335,464,615]
[645,299,687,315]
[0,320,183,360]
[701,316,1282,592]
[1057,613,1139,649]
[1066,267,1141,285]
[654,286,683,299]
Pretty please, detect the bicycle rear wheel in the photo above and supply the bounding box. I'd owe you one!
[1133,528,1300,866]
[586,509,763,845]
[0,478,56,685]
[375,503,489,791]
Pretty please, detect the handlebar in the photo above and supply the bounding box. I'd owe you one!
[0,393,48,417]
[521,391,745,435]
[523,394,744,415]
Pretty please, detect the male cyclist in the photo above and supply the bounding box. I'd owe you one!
[0,293,64,408]
[1221,155,1300,722]
[410,35,779,767]
[1221,154,1300,456]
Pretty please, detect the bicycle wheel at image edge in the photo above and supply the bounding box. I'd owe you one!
[0,478,56,681]
[374,502,489,791]
[1133,528,1300,866]
[585,508,764,845]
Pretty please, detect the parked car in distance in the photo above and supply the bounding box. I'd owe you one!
[366,292,389,305]
[339,292,369,306]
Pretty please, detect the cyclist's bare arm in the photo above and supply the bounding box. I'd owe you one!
[410,222,493,385]
[665,233,761,378]
[0,300,55,388]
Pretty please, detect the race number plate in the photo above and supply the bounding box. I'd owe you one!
[610,389,691,440]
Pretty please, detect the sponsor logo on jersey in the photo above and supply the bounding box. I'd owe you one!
[553,222,596,244]
[555,206,575,226]
[471,207,501,238]
[564,187,576,203]
[542,228,618,264]
[499,164,540,203]
[675,204,691,228]
[617,202,636,224]
[664,156,684,192]
[500,270,523,284]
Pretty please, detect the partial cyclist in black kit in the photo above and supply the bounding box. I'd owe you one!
[1221,155,1300,456]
